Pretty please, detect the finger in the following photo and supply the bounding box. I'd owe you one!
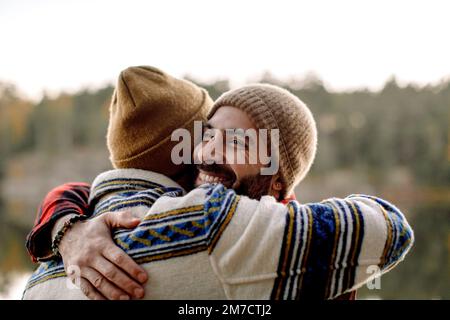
[103,210,141,229]
[103,243,148,284]
[82,267,130,300]
[79,278,106,300]
[93,255,145,299]
[66,266,105,300]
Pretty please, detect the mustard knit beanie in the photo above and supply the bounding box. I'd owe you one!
[107,66,213,177]
[209,84,317,197]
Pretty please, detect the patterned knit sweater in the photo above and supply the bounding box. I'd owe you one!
[23,169,414,299]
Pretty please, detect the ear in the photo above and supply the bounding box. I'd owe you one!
[269,175,284,200]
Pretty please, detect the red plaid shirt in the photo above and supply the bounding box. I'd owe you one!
[26,182,91,262]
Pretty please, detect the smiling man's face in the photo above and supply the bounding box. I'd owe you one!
[192,106,281,200]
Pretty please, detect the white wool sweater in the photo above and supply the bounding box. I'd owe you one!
[23,169,414,299]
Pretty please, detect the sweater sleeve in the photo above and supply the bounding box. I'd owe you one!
[209,192,414,300]
[25,182,91,262]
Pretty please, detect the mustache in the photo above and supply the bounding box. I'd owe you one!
[196,163,237,181]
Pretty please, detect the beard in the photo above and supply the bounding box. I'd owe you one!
[195,163,273,200]
[233,174,274,200]
[170,165,198,192]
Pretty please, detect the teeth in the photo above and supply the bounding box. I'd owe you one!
[200,173,228,184]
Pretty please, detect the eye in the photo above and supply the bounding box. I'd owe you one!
[203,129,215,141]
[229,137,245,147]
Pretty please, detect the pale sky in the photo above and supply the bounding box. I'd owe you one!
[1,0,449,100]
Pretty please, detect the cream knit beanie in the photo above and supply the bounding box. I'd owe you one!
[209,84,317,197]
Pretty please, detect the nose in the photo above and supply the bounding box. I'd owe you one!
[197,134,225,165]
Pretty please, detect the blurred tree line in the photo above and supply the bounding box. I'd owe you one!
[1,74,448,187]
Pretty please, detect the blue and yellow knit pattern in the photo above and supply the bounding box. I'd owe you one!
[25,180,240,290]
[270,194,413,300]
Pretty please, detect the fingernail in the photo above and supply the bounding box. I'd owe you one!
[120,295,130,300]
[138,273,147,283]
[134,288,144,298]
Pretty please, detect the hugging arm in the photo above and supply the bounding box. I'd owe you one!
[27,184,413,300]
[25,183,148,300]
[209,191,414,299]
[292,195,414,298]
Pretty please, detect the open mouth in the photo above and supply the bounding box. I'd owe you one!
[195,166,236,188]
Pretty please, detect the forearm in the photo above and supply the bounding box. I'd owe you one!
[26,182,91,262]
[297,195,414,299]
[50,213,80,246]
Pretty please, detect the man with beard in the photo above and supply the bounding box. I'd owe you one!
[23,66,413,300]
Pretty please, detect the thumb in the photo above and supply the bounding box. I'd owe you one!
[102,210,141,229]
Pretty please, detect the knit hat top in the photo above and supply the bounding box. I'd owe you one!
[107,66,213,177]
[208,84,317,197]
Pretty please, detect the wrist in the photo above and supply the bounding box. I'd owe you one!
[51,214,79,241]
[51,214,86,258]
